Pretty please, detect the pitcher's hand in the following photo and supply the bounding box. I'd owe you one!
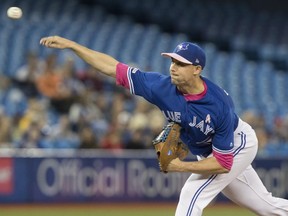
[40,36,74,49]
[166,158,185,172]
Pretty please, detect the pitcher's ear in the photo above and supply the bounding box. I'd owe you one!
[193,65,202,75]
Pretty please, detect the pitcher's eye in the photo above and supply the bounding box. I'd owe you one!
[171,59,190,67]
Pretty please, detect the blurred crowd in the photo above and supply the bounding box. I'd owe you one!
[0,51,288,154]
[241,110,288,155]
[0,52,165,151]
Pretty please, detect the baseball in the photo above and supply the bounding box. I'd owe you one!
[7,7,22,19]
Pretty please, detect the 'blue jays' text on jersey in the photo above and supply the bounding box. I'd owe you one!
[123,66,239,157]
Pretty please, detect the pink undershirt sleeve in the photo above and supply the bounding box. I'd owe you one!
[212,150,233,171]
[116,62,130,89]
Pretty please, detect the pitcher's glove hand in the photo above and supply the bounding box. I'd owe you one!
[152,122,189,173]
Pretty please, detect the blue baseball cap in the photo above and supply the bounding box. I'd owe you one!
[161,42,206,68]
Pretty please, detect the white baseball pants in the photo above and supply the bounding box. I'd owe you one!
[175,119,288,216]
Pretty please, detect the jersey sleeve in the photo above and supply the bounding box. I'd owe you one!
[116,62,163,103]
[212,109,235,170]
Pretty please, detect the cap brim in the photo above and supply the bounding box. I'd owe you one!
[161,53,192,64]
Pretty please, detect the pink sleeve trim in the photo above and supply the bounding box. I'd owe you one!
[213,150,233,171]
[116,63,130,89]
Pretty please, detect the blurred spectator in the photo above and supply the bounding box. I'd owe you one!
[147,107,167,147]
[17,121,43,148]
[0,75,27,117]
[69,89,110,141]
[127,98,150,132]
[79,125,99,149]
[110,93,126,125]
[123,98,166,149]
[12,98,48,148]
[125,129,146,149]
[13,51,44,98]
[100,128,124,151]
[77,65,106,91]
[241,110,269,150]
[35,53,73,114]
[35,53,63,97]
[273,115,288,143]
[49,115,80,148]
[61,56,86,98]
[0,108,12,147]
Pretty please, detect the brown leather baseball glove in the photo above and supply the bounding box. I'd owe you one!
[152,122,189,173]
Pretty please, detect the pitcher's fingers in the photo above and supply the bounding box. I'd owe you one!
[40,36,54,45]
[40,37,50,44]
[40,39,50,47]
[39,38,45,45]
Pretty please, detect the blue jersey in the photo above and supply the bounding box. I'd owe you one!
[119,66,239,157]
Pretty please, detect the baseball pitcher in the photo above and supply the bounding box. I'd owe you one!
[40,36,288,216]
